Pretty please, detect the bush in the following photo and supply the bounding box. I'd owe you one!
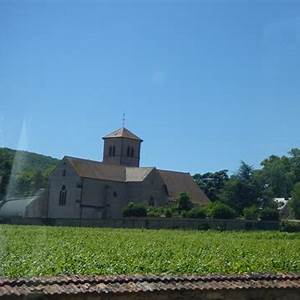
[165,208,172,218]
[208,202,236,219]
[147,207,165,217]
[260,207,280,221]
[147,210,160,217]
[123,202,147,217]
[243,205,259,220]
[185,207,207,219]
[177,192,193,211]
[280,221,300,232]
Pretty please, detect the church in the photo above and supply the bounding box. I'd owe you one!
[0,127,209,219]
[47,127,209,219]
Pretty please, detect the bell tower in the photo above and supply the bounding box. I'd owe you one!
[102,127,143,167]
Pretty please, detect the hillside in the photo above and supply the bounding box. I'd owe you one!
[0,148,59,200]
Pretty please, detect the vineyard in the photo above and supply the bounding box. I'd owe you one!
[0,225,299,278]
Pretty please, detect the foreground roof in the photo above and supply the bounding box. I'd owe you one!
[103,127,143,141]
[0,273,299,299]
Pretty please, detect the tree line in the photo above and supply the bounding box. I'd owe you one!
[123,148,300,220]
[193,148,300,219]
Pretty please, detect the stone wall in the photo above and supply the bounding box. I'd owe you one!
[0,216,280,230]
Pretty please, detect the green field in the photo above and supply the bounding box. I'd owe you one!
[0,225,299,278]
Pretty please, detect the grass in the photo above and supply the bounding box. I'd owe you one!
[0,225,299,278]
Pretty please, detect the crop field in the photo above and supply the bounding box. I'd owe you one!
[0,225,299,278]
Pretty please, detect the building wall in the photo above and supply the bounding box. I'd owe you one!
[81,178,127,219]
[127,169,169,207]
[103,138,141,167]
[48,159,82,218]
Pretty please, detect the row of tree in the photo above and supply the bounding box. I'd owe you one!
[193,148,300,219]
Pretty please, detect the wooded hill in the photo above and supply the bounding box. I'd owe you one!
[0,148,59,200]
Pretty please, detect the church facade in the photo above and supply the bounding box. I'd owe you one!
[47,127,209,219]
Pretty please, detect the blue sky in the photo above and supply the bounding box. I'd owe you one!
[1,0,300,174]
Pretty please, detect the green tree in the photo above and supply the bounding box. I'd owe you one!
[220,161,275,214]
[193,170,229,201]
[238,161,254,181]
[220,180,259,214]
[177,192,193,211]
[289,148,300,183]
[290,182,300,219]
[259,155,294,198]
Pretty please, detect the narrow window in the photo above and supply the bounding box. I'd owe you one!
[59,185,67,206]
[112,145,116,156]
[62,169,66,176]
[109,146,112,157]
[149,196,154,206]
[163,184,169,196]
[113,191,118,198]
[131,147,134,157]
[127,146,130,157]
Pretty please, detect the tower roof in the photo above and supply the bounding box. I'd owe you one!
[103,127,143,141]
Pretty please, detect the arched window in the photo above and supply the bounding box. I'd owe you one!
[62,169,66,176]
[112,145,116,156]
[59,185,67,206]
[131,147,134,158]
[127,146,130,157]
[109,146,112,157]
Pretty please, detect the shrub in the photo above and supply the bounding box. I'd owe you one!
[280,221,300,232]
[185,207,207,219]
[177,192,193,211]
[209,202,236,219]
[260,207,280,221]
[147,210,160,217]
[243,205,259,220]
[147,207,165,217]
[123,202,147,217]
[165,208,172,218]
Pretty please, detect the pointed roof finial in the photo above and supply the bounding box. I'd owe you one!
[122,113,125,128]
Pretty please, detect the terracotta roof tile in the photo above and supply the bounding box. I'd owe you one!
[103,127,143,141]
[0,274,299,298]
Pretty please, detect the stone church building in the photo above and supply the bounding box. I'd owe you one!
[48,127,209,219]
[0,127,209,219]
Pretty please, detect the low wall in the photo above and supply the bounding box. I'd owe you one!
[0,216,280,230]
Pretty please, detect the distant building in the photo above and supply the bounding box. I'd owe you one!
[0,127,209,219]
[274,197,290,218]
